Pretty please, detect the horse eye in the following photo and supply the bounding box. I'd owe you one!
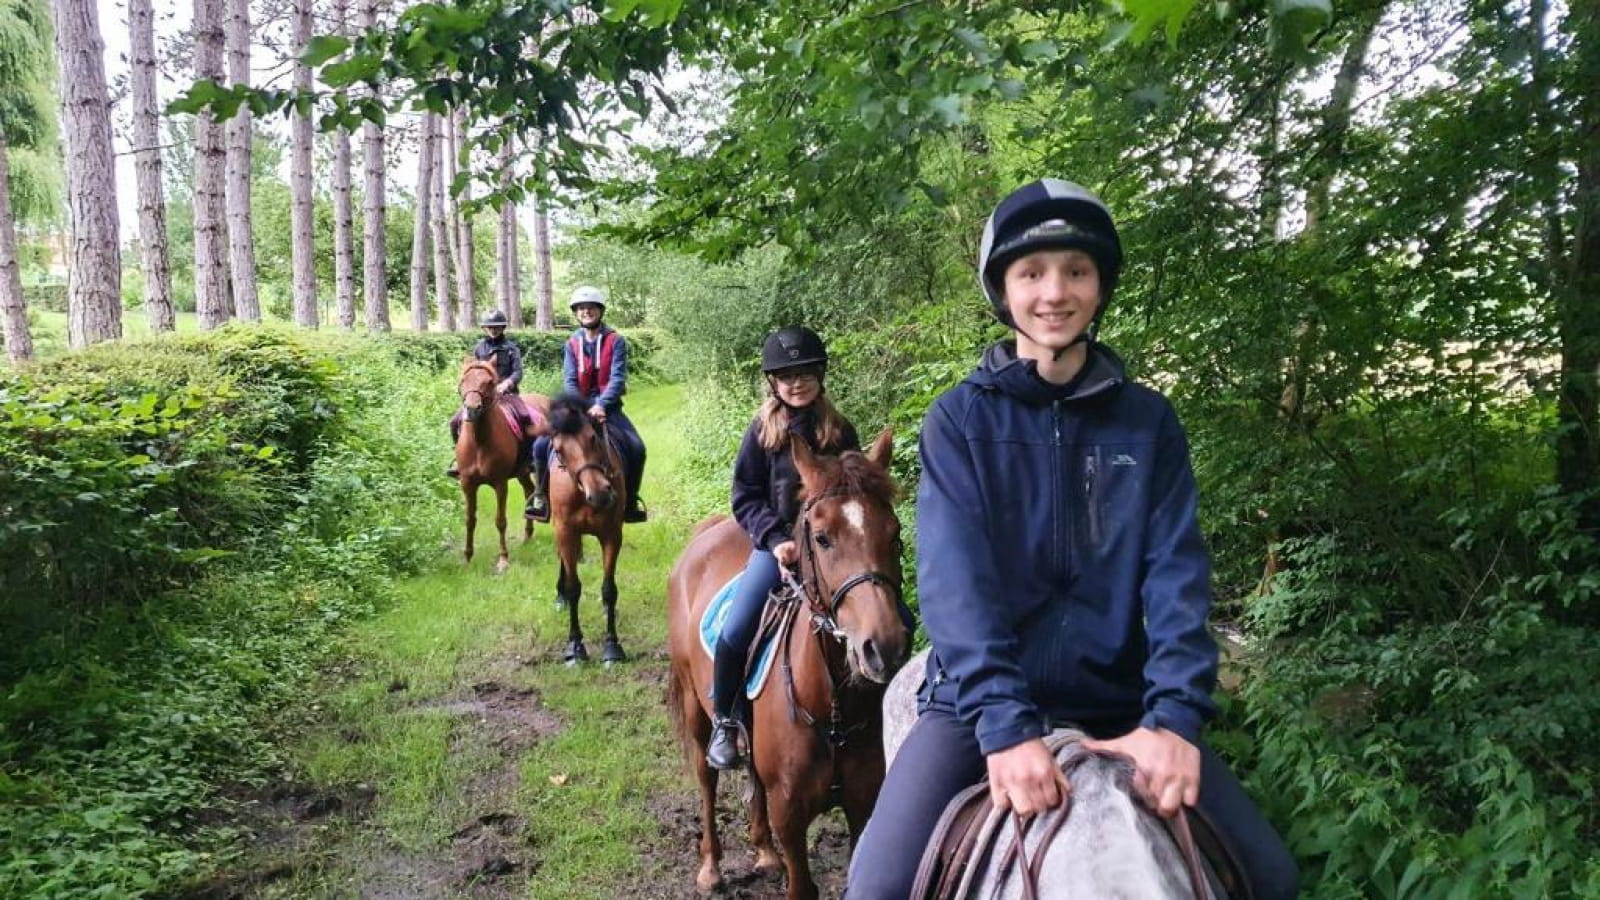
[816,533,833,550]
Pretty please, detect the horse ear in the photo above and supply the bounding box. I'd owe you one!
[791,434,823,489]
[865,428,894,470]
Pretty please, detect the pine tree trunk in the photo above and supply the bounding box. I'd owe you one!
[129,0,174,333]
[409,114,433,332]
[1559,0,1600,531]
[0,137,35,364]
[191,0,228,329]
[534,196,552,331]
[428,114,455,332]
[289,0,317,327]
[496,140,521,326]
[223,0,258,321]
[52,0,122,346]
[359,0,388,333]
[450,107,474,329]
[329,0,355,327]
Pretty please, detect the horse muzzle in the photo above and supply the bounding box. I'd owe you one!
[848,630,909,685]
[463,403,484,423]
[585,488,615,511]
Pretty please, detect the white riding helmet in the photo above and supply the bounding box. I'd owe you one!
[569,285,607,312]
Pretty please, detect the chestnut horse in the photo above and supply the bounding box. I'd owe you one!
[667,430,911,899]
[455,360,548,574]
[546,394,629,666]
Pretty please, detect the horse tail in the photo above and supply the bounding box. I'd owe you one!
[690,514,730,538]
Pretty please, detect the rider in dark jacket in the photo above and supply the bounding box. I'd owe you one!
[446,309,524,479]
[845,180,1298,900]
[705,326,861,770]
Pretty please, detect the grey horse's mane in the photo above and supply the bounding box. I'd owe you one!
[881,649,1216,899]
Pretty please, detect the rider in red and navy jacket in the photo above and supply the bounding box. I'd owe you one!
[528,286,648,523]
[844,180,1298,900]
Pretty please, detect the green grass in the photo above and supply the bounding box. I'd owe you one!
[224,382,726,898]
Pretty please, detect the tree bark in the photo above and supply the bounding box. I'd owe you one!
[497,140,522,327]
[359,0,389,332]
[52,0,122,346]
[534,193,552,331]
[450,107,475,329]
[409,114,434,332]
[191,0,227,330]
[0,137,35,364]
[129,0,174,333]
[428,114,455,331]
[1559,0,1600,530]
[223,0,258,321]
[289,0,317,327]
[329,0,355,327]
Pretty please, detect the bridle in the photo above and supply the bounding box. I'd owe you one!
[459,370,497,420]
[774,485,904,750]
[552,418,618,497]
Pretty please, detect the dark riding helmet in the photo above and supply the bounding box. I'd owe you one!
[761,326,829,374]
[978,179,1123,329]
[479,309,509,328]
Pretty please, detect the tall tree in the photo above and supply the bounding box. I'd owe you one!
[330,0,355,328]
[533,175,551,330]
[496,139,521,326]
[450,107,474,328]
[1560,0,1600,529]
[223,0,258,320]
[190,0,227,329]
[0,0,54,363]
[408,114,433,331]
[289,0,316,327]
[50,0,121,346]
[128,0,173,333]
[428,113,454,331]
[359,0,388,332]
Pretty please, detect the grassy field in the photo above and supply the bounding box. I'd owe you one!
[198,382,851,899]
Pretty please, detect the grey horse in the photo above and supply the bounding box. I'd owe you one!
[882,648,1217,899]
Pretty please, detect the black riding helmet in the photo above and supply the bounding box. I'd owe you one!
[761,326,829,374]
[978,179,1123,335]
[480,309,509,328]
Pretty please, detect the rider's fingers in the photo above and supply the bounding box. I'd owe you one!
[1156,779,1185,818]
[1182,777,1200,809]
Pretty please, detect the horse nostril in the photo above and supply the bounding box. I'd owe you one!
[862,638,883,674]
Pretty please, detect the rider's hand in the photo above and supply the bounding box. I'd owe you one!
[986,738,1070,818]
[588,403,607,422]
[773,541,799,567]
[495,379,513,394]
[1081,727,1200,818]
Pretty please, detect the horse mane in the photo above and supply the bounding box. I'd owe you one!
[548,393,591,436]
[804,448,898,506]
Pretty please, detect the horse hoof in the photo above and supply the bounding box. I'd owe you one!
[752,847,782,874]
[695,863,722,894]
[601,640,627,665]
[494,559,510,576]
[564,641,589,665]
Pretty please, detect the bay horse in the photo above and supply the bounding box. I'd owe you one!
[667,430,911,900]
[455,359,549,574]
[882,649,1238,899]
[546,393,628,666]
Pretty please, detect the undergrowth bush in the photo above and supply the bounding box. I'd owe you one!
[0,327,461,898]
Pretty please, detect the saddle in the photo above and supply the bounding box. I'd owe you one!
[909,731,1248,900]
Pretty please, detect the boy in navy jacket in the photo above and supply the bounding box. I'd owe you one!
[845,180,1298,899]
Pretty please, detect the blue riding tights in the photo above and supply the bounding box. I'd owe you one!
[713,548,781,719]
[844,708,1299,900]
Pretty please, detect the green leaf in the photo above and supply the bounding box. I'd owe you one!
[927,94,964,126]
[600,0,643,22]
[300,35,350,67]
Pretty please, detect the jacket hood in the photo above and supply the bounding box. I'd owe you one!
[967,340,1126,406]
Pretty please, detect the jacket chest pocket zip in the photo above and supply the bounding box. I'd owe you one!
[1085,448,1103,549]
[1051,401,1066,581]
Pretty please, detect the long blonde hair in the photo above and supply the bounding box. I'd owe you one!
[757,389,849,453]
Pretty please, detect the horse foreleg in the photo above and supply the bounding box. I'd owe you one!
[769,791,819,900]
[492,481,511,575]
[599,533,626,665]
[462,482,477,564]
[517,471,536,541]
[559,532,587,664]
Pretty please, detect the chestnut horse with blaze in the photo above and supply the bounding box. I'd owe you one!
[454,359,549,574]
[546,394,630,665]
[667,430,910,899]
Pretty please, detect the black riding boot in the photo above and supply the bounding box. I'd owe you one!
[445,421,461,478]
[526,458,550,521]
[707,642,747,770]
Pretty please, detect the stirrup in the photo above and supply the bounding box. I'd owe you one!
[706,716,747,770]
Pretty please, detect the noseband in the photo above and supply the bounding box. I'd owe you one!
[790,488,902,637]
[553,420,618,494]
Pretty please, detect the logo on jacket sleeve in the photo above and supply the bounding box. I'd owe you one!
[1112,454,1137,467]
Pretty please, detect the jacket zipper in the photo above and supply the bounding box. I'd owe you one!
[1085,448,1102,548]
[1052,401,1065,582]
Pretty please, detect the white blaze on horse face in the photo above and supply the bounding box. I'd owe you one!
[842,500,866,535]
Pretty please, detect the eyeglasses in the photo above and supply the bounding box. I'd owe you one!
[772,370,821,386]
